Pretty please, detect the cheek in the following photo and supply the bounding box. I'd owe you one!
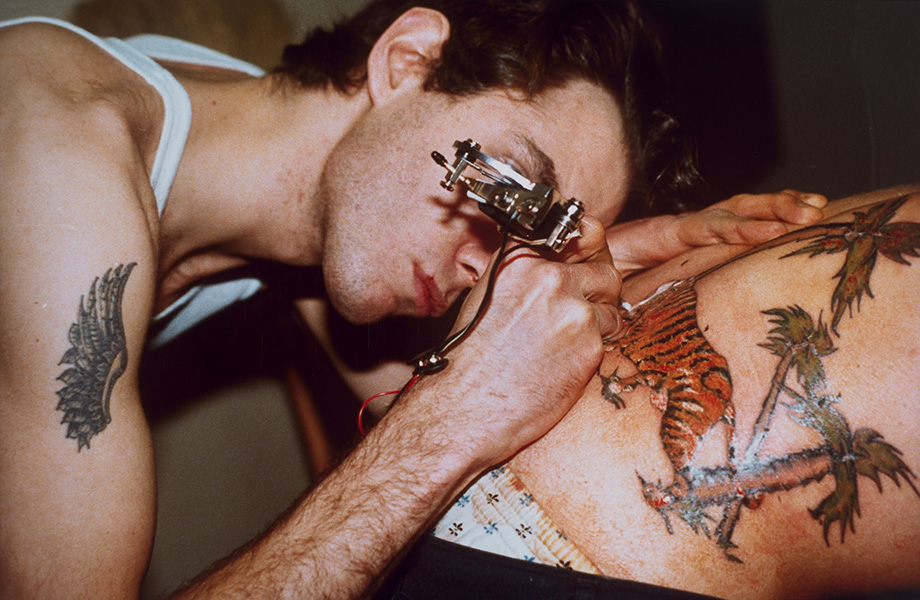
[601,195,629,227]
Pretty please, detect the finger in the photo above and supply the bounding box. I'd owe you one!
[784,189,828,209]
[558,216,613,265]
[595,302,623,340]
[774,189,827,222]
[566,260,623,339]
[728,218,789,245]
[718,191,826,224]
[569,259,623,306]
[671,210,770,247]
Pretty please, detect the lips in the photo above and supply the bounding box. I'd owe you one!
[413,264,450,317]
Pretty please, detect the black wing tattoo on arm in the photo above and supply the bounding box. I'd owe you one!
[56,263,136,451]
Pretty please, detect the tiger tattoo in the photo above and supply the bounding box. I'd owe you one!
[598,196,920,561]
[601,278,735,494]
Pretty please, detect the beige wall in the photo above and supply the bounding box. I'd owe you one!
[1,0,370,70]
[143,378,310,597]
[1,0,368,33]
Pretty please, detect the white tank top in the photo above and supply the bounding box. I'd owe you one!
[0,17,265,347]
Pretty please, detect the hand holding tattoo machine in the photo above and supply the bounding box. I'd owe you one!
[358,139,585,433]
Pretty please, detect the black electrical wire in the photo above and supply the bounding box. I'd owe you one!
[411,230,543,375]
[358,230,545,434]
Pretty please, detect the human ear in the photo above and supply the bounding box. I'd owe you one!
[366,7,450,105]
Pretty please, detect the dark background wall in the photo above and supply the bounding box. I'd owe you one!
[648,0,920,201]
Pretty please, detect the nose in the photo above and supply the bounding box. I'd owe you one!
[454,239,494,286]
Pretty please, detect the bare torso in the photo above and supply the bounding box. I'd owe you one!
[510,186,920,599]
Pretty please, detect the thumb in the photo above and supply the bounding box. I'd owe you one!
[597,301,624,340]
[559,216,614,265]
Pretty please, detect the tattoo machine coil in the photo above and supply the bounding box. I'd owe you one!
[431,139,584,252]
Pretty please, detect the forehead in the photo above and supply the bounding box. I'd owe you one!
[450,80,630,226]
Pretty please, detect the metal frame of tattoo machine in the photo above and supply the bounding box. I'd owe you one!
[431,139,585,252]
[412,140,586,375]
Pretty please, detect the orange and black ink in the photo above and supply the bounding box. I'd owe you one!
[600,196,920,561]
[601,278,736,499]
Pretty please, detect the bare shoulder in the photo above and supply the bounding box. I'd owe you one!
[0,19,164,222]
[0,22,164,598]
[0,20,163,239]
[1,21,112,100]
[510,188,920,599]
[0,20,133,84]
[825,183,920,218]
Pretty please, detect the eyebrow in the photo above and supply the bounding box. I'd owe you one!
[518,135,559,191]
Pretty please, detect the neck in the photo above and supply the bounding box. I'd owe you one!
[157,71,367,293]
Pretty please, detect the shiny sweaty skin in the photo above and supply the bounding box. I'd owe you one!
[509,185,920,600]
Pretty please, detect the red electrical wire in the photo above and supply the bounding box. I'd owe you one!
[357,374,420,436]
[356,231,551,437]
[357,233,539,436]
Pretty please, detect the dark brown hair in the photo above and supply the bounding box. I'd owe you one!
[275,0,705,219]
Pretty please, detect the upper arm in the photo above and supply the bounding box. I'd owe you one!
[0,38,159,598]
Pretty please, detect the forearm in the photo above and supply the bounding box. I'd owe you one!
[173,386,477,599]
[175,221,623,599]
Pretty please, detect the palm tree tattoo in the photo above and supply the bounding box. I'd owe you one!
[600,196,920,561]
[56,263,136,451]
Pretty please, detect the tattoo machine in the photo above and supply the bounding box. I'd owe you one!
[412,140,586,375]
[359,140,587,431]
[431,139,584,252]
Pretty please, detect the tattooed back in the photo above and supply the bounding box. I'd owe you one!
[509,186,920,599]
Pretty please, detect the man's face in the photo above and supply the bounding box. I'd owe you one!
[318,78,630,324]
